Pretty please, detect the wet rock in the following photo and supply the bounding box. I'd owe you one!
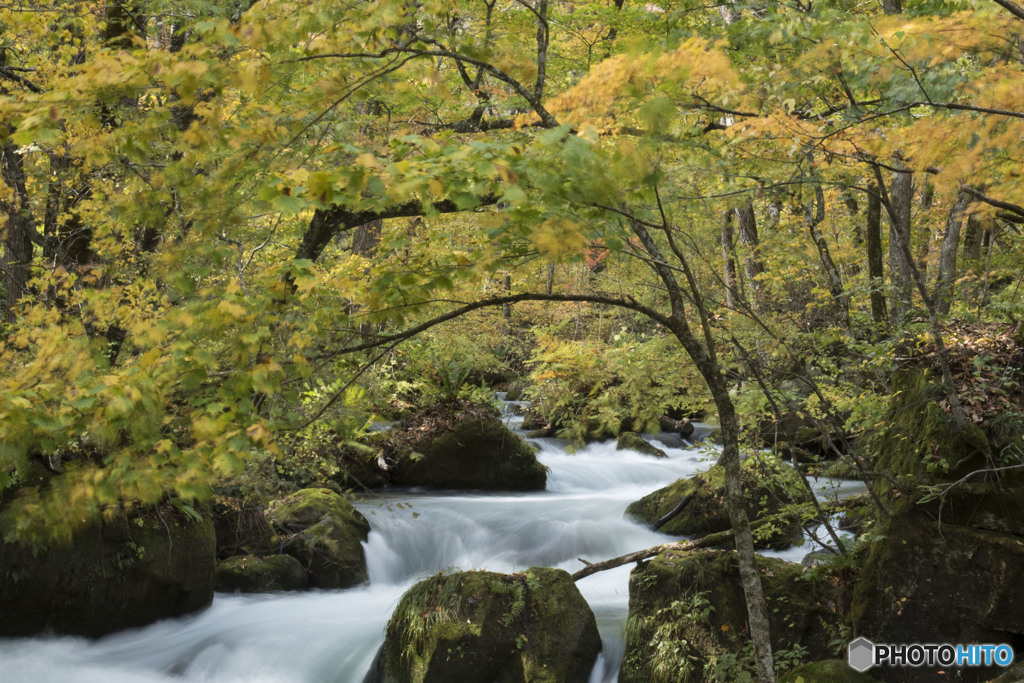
[620,549,845,683]
[265,488,370,589]
[616,432,667,458]
[503,386,526,401]
[393,413,547,491]
[0,505,216,638]
[215,553,309,593]
[850,508,1024,682]
[659,415,695,439]
[624,455,810,549]
[369,567,601,683]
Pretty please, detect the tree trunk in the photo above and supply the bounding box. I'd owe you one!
[883,0,902,13]
[866,184,888,326]
[888,163,914,326]
[735,202,764,307]
[805,186,848,327]
[934,190,970,315]
[962,214,984,264]
[351,218,382,257]
[720,210,741,309]
[705,372,777,683]
[874,166,968,430]
[1,142,35,321]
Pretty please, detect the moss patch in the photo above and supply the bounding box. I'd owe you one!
[369,567,601,683]
[265,488,370,589]
[620,549,846,683]
[624,454,810,549]
[215,554,308,593]
[866,369,991,488]
[616,432,667,458]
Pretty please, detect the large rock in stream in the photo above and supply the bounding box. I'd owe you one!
[264,487,370,589]
[620,549,846,683]
[0,504,216,638]
[849,505,1024,682]
[392,411,547,491]
[624,455,810,549]
[616,432,667,458]
[368,567,601,683]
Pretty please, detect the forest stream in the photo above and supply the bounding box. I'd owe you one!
[0,399,864,683]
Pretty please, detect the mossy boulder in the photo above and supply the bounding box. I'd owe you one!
[616,432,667,458]
[624,455,810,549]
[265,488,370,589]
[916,481,1024,538]
[865,369,991,488]
[368,567,601,683]
[991,660,1024,682]
[850,508,1024,682]
[0,505,216,638]
[620,549,845,683]
[215,554,309,593]
[393,412,547,491]
[503,386,526,401]
[779,659,878,682]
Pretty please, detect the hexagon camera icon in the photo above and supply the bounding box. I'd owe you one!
[848,637,875,672]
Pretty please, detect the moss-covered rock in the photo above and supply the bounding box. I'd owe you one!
[503,385,526,401]
[865,369,991,488]
[849,508,1024,682]
[620,549,846,683]
[624,455,810,549]
[394,413,547,491]
[779,659,878,682]
[916,481,1024,538]
[265,488,370,589]
[368,567,601,683]
[991,660,1024,683]
[0,505,216,638]
[616,432,667,458]
[817,458,861,480]
[215,554,309,593]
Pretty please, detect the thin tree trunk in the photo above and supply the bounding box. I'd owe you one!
[736,202,764,307]
[888,163,914,326]
[866,185,888,326]
[961,214,986,303]
[873,165,968,430]
[0,142,35,320]
[805,186,848,327]
[502,274,512,323]
[631,212,776,683]
[962,214,984,264]
[934,191,970,315]
[721,210,740,309]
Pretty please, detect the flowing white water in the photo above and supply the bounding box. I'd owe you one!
[0,404,858,683]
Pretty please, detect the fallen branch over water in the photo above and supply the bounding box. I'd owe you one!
[572,494,868,582]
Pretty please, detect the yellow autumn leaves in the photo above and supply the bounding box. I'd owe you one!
[549,38,745,134]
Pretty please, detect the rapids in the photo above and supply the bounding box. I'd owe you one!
[0,400,860,682]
